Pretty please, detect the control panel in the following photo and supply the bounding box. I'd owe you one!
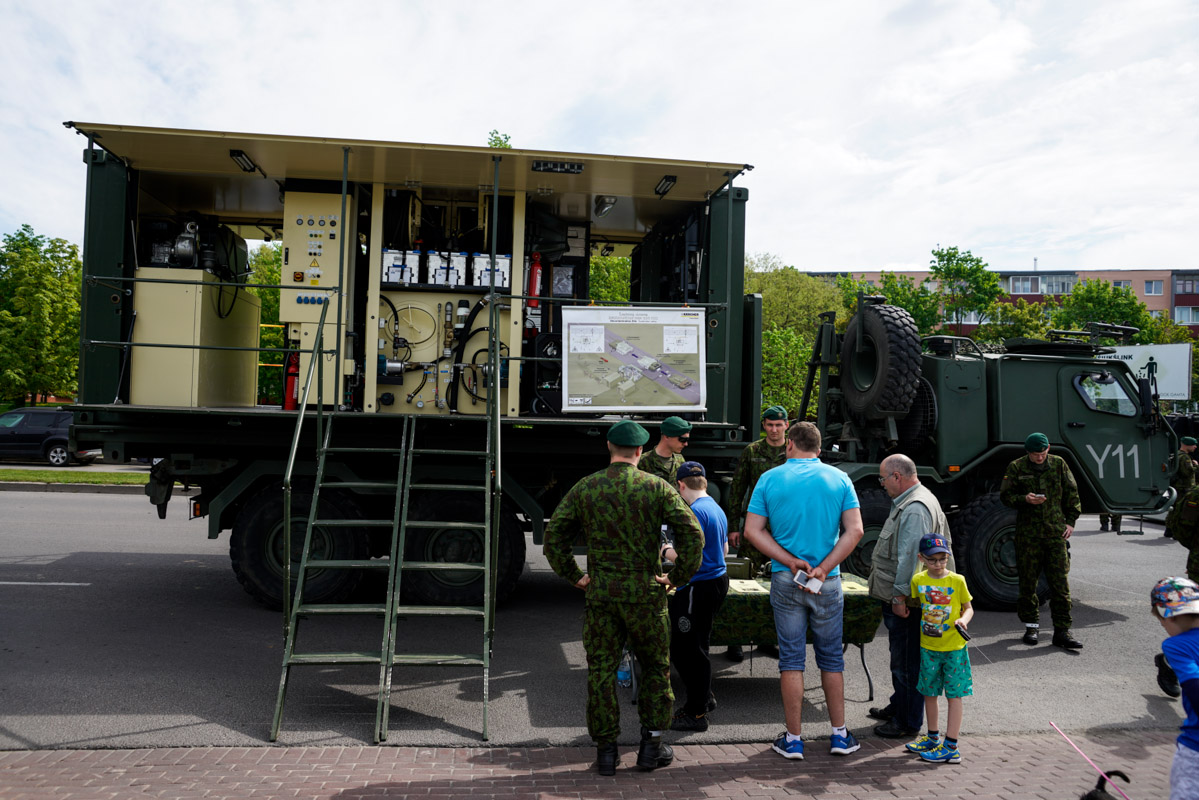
[280,192,349,324]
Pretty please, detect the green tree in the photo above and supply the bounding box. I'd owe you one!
[929,246,1003,334]
[835,272,941,334]
[588,255,631,303]
[760,326,816,420]
[246,243,284,404]
[744,254,846,333]
[1050,278,1149,336]
[487,130,512,149]
[972,298,1053,343]
[0,225,81,402]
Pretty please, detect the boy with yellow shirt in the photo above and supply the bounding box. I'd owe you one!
[905,534,974,765]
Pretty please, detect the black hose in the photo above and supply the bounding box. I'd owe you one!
[447,298,490,412]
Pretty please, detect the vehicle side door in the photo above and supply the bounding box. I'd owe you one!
[14,411,57,458]
[0,411,29,456]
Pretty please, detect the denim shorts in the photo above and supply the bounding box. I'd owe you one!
[770,571,844,673]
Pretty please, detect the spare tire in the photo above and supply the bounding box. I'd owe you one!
[841,304,922,419]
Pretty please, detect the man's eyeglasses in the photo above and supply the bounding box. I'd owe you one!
[877,472,898,485]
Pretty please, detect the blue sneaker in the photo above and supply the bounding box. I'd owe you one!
[830,731,860,755]
[918,742,961,764]
[905,734,941,753]
[771,732,805,760]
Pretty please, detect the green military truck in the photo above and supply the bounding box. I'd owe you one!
[802,298,1179,608]
[64,122,761,610]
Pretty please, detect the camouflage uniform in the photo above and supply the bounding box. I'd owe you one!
[1165,450,1197,537]
[1000,453,1081,629]
[638,449,684,484]
[1169,486,1199,582]
[727,439,787,573]
[544,462,703,744]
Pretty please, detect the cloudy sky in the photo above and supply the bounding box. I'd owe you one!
[1,0,1196,272]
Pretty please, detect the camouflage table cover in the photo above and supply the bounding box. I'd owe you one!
[708,572,881,647]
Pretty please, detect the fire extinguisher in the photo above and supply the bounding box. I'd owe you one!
[283,351,301,410]
[527,251,543,308]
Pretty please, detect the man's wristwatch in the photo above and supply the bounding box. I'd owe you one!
[892,597,906,605]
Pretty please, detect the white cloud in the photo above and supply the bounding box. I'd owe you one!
[0,0,1196,275]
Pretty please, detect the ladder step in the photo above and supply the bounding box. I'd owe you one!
[411,448,488,457]
[409,483,487,492]
[323,481,397,490]
[391,653,485,666]
[402,561,486,572]
[306,559,389,569]
[406,520,486,530]
[324,446,404,455]
[296,603,388,615]
[287,652,382,665]
[312,519,395,527]
[394,605,485,618]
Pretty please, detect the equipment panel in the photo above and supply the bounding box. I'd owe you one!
[280,192,349,324]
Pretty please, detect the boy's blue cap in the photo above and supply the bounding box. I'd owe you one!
[919,535,951,556]
[1152,577,1199,618]
[677,461,705,480]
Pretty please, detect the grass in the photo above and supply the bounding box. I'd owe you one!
[0,469,151,486]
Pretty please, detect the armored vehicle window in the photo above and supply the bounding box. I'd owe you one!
[1074,372,1137,417]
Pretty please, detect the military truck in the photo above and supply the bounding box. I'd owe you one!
[64,122,760,610]
[803,297,1178,608]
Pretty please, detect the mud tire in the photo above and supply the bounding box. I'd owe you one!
[953,492,1048,610]
[841,304,922,420]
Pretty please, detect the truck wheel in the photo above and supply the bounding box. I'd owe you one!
[840,304,921,419]
[953,493,1049,610]
[845,487,891,579]
[230,486,369,609]
[402,496,526,606]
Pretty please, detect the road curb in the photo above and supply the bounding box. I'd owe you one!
[0,481,146,495]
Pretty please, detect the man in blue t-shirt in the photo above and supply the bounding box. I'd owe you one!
[661,461,728,733]
[745,421,863,761]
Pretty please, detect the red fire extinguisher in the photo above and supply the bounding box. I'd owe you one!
[527,251,543,308]
[283,351,301,410]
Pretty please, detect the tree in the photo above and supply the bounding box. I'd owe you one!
[588,255,630,303]
[835,272,941,335]
[487,130,512,149]
[972,298,1053,343]
[1050,278,1150,336]
[929,246,1003,334]
[246,244,283,404]
[743,254,846,333]
[760,326,816,420]
[0,225,82,403]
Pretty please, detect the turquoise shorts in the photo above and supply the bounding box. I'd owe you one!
[917,647,973,699]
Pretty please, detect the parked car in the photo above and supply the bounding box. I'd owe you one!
[0,407,100,466]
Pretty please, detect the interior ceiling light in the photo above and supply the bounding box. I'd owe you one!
[229,149,264,177]
[601,243,615,257]
[654,174,677,197]
[594,195,617,218]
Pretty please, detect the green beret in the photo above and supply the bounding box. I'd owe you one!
[660,416,692,438]
[608,420,649,447]
[762,405,788,421]
[1183,437,1198,447]
[1024,432,1050,452]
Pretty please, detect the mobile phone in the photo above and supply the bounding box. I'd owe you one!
[1033,493,1046,499]
[954,622,971,641]
[793,570,823,593]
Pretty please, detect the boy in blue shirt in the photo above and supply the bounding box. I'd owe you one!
[905,535,973,765]
[1152,576,1199,800]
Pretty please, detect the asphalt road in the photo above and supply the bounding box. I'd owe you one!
[0,490,1189,750]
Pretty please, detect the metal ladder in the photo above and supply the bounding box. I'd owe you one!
[270,411,500,743]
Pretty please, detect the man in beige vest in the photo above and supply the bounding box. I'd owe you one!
[867,454,952,739]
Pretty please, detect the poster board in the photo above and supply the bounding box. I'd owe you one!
[561,306,706,412]
[1109,343,1193,401]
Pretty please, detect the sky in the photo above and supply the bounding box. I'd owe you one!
[1,0,1196,273]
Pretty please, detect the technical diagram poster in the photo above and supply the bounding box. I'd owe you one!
[561,306,707,412]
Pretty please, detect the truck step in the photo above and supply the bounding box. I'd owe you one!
[393,605,485,618]
[405,520,486,530]
[287,651,382,665]
[402,561,485,572]
[323,446,404,455]
[323,481,397,490]
[408,483,486,492]
[296,603,388,615]
[312,519,395,527]
[411,447,488,457]
[305,559,389,570]
[390,653,485,666]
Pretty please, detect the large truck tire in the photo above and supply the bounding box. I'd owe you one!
[844,487,891,579]
[401,495,526,606]
[230,485,369,610]
[841,304,921,419]
[953,492,1048,610]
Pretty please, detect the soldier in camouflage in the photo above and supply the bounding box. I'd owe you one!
[1164,437,1198,540]
[544,419,703,776]
[637,416,691,482]
[1169,485,1199,582]
[1000,432,1083,650]
[723,404,789,662]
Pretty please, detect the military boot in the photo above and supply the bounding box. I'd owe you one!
[1112,518,1122,532]
[596,742,618,776]
[1052,628,1083,649]
[636,727,674,770]
[1099,520,1109,532]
